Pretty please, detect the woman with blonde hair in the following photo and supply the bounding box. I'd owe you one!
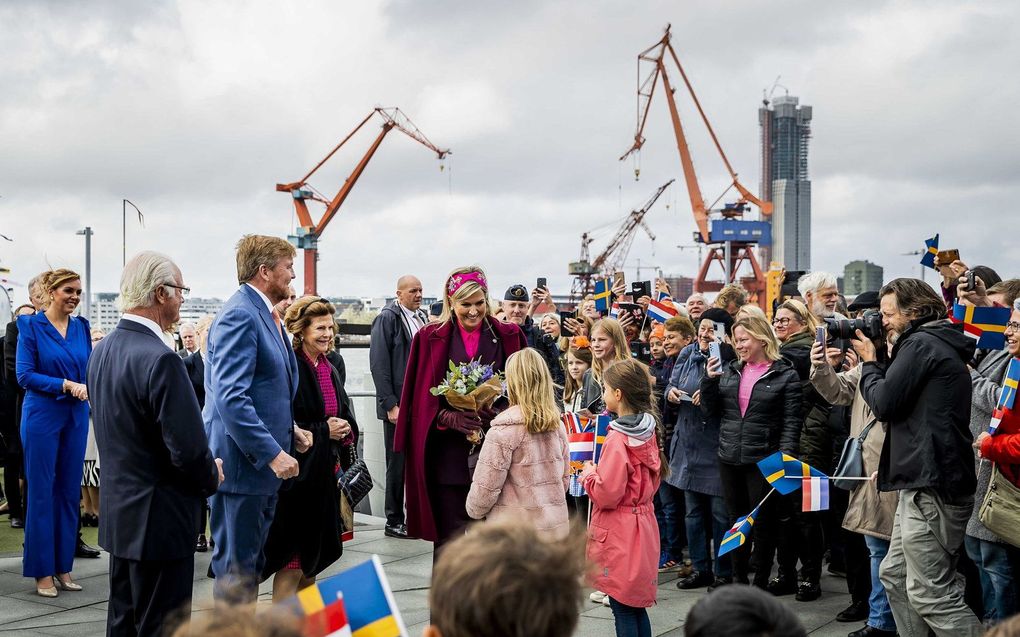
[16,268,92,596]
[395,266,528,557]
[466,348,570,538]
[579,318,629,417]
[700,315,803,589]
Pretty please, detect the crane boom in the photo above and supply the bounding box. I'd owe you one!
[277,107,450,294]
[592,179,673,271]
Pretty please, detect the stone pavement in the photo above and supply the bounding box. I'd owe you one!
[0,515,862,636]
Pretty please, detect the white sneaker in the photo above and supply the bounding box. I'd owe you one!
[602,595,611,607]
[589,590,606,603]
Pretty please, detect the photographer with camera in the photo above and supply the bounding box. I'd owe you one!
[854,278,982,636]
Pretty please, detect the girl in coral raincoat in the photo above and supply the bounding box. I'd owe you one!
[581,357,667,637]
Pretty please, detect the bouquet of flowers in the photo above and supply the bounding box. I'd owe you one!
[430,359,505,445]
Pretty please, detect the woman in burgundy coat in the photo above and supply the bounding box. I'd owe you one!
[394,266,527,557]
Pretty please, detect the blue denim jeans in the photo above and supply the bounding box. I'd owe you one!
[608,597,652,637]
[654,482,685,562]
[863,534,896,632]
[684,490,733,578]
[964,535,1017,623]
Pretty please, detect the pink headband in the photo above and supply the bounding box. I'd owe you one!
[447,271,487,296]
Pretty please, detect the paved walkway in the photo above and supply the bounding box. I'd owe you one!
[0,515,861,636]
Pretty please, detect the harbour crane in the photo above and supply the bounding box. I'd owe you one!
[568,179,673,302]
[620,25,772,306]
[277,107,450,295]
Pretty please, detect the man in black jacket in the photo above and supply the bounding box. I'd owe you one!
[370,275,425,538]
[88,252,222,636]
[503,284,564,386]
[855,278,982,636]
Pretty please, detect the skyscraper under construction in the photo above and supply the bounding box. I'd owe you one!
[759,95,812,271]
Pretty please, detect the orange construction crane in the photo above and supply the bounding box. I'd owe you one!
[620,25,773,306]
[277,107,450,295]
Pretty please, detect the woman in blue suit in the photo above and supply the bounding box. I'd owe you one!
[16,269,92,597]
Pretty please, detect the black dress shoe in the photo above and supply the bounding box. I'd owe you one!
[766,576,798,596]
[75,538,101,558]
[848,626,897,637]
[836,600,869,622]
[10,517,24,529]
[676,571,714,590]
[795,580,821,602]
[707,576,733,592]
[195,535,208,553]
[384,524,408,538]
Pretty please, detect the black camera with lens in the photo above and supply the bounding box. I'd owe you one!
[823,309,883,341]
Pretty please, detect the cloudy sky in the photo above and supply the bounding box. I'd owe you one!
[1,0,1017,306]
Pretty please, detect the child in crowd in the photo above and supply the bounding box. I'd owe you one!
[581,357,667,637]
[683,585,807,637]
[648,324,666,368]
[580,318,630,417]
[466,349,570,538]
[426,519,587,637]
[563,337,593,412]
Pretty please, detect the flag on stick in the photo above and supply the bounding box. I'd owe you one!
[801,477,830,512]
[593,279,611,312]
[593,415,611,464]
[920,234,939,269]
[757,451,827,495]
[647,291,679,323]
[301,591,352,637]
[314,556,408,637]
[952,303,1011,350]
[990,358,1020,434]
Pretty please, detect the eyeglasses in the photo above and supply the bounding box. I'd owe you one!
[1007,321,1020,332]
[772,317,792,326]
[164,284,190,299]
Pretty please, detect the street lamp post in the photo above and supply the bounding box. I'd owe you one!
[76,227,93,320]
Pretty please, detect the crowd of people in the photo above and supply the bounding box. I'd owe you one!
[2,236,1020,637]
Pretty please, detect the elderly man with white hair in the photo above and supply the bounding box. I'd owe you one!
[178,322,199,358]
[797,271,841,321]
[88,251,223,637]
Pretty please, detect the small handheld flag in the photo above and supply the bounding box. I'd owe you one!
[609,302,621,319]
[989,358,1020,434]
[593,279,611,312]
[647,291,679,323]
[952,303,1011,350]
[801,477,830,512]
[561,412,591,435]
[568,432,595,472]
[920,234,939,270]
[718,504,760,557]
[757,451,827,495]
[314,556,408,637]
[302,591,352,637]
[593,415,611,464]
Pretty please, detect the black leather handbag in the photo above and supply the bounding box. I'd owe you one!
[832,418,877,491]
[336,446,373,508]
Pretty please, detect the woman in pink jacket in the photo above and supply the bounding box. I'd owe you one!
[581,357,667,637]
[466,349,571,538]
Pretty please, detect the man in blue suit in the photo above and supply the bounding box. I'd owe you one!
[205,235,311,601]
[88,252,223,636]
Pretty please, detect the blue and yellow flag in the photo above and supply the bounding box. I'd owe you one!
[718,504,760,557]
[593,278,611,312]
[920,234,939,269]
[990,358,1020,434]
[593,415,611,464]
[313,556,407,637]
[952,303,1011,350]
[757,451,827,495]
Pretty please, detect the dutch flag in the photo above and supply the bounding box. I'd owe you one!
[801,476,830,512]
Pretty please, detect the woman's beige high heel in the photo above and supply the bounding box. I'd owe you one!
[35,578,58,598]
[54,575,82,592]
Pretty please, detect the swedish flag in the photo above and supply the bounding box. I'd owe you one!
[718,505,760,557]
[593,278,611,312]
[757,451,827,495]
[920,234,939,269]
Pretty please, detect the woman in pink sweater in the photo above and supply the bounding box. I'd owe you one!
[466,349,570,538]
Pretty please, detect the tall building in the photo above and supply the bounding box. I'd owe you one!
[842,260,884,296]
[759,95,812,271]
[661,276,695,302]
[89,292,121,332]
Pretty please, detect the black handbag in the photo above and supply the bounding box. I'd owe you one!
[336,446,373,508]
[832,418,877,491]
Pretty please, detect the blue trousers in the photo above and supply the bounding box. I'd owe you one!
[964,535,1017,623]
[209,491,278,602]
[22,405,87,578]
[654,482,685,562]
[608,597,651,637]
[864,534,896,632]
[685,490,733,578]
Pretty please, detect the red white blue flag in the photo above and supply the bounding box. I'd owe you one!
[647,292,679,323]
[801,477,830,512]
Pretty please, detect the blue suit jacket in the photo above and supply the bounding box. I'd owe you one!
[204,285,298,495]
[16,313,91,432]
